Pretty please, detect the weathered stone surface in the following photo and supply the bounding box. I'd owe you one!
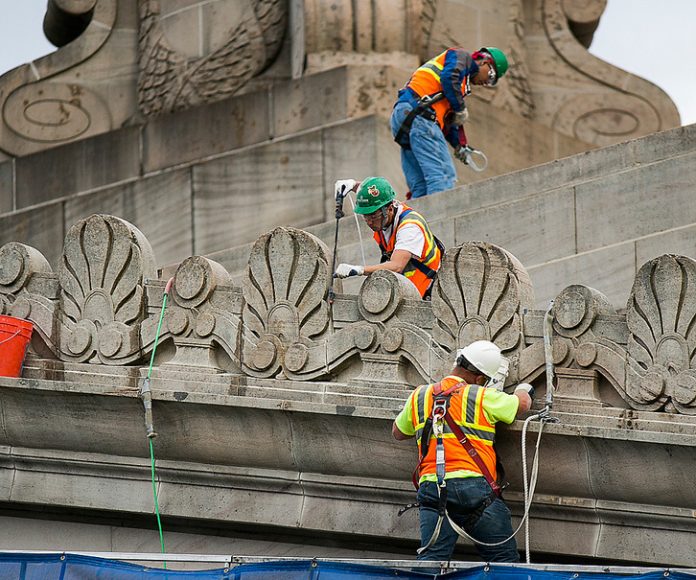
[15,127,141,208]
[138,0,287,117]
[64,169,194,266]
[5,216,696,564]
[193,134,323,255]
[0,0,691,564]
[142,90,271,173]
[0,204,65,268]
[453,187,576,265]
[635,224,696,266]
[273,67,349,138]
[575,153,696,253]
[528,244,636,308]
[0,160,12,214]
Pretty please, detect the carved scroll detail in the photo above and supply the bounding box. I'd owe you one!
[156,256,242,371]
[541,0,679,143]
[0,1,117,156]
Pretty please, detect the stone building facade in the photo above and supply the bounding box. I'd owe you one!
[0,0,694,567]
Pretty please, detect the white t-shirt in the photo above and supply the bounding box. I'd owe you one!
[381,204,425,258]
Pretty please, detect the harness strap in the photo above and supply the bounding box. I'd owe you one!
[443,413,502,497]
[378,209,444,282]
[410,380,465,488]
[394,92,445,149]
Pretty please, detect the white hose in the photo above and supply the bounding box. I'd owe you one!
[444,412,544,550]
[346,193,366,267]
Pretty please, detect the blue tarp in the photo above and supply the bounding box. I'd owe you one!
[1,554,695,580]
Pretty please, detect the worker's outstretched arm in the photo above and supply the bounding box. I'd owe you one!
[514,384,534,416]
[364,249,412,275]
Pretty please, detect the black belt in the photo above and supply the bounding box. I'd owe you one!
[393,93,444,150]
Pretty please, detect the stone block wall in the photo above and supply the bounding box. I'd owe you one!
[0,62,596,276]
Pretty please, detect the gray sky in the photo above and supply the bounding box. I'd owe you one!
[0,1,694,125]
[589,0,696,126]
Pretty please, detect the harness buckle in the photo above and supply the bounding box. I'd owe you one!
[432,397,448,419]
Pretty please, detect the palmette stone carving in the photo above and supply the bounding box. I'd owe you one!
[623,256,696,414]
[241,227,331,378]
[58,215,156,364]
[432,242,534,362]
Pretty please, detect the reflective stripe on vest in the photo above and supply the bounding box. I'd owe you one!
[406,50,452,128]
[372,206,442,298]
[413,382,498,479]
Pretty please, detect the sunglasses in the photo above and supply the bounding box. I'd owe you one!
[486,62,498,86]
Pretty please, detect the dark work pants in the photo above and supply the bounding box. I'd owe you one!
[416,477,520,563]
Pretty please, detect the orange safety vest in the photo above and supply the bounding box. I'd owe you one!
[411,381,498,481]
[407,49,468,129]
[373,205,442,298]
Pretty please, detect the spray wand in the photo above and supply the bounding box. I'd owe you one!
[328,185,348,306]
[139,276,174,567]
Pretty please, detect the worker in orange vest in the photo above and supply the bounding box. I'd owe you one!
[333,177,443,299]
[391,47,509,198]
[393,340,534,563]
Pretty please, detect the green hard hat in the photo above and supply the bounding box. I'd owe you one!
[480,46,508,79]
[354,177,396,215]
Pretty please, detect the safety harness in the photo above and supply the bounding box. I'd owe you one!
[376,208,445,298]
[401,380,507,554]
[393,91,445,149]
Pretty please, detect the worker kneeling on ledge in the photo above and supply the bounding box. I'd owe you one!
[392,340,534,563]
[334,176,444,300]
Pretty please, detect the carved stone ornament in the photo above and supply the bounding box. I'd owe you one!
[7,215,696,416]
[138,0,287,116]
[624,255,696,414]
[0,1,117,156]
[432,242,534,359]
[158,255,242,370]
[241,227,331,378]
[541,0,679,144]
[58,214,157,364]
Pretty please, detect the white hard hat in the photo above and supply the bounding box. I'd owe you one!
[455,340,505,378]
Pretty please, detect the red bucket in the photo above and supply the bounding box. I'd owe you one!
[0,315,33,378]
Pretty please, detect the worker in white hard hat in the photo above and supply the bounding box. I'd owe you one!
[392,340,534,563]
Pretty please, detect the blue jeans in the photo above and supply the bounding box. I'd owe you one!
[390,101,457,198]
[416,478,519,563]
